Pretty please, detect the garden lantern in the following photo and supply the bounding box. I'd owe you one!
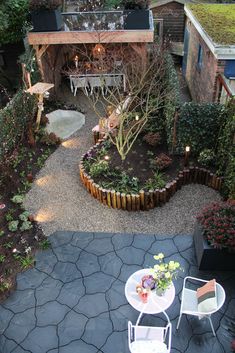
[184,145,190,167]
[92,43,106,58]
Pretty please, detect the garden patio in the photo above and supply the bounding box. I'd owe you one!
[0,231,234,353]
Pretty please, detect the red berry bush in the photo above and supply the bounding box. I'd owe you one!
[197,201,235,252]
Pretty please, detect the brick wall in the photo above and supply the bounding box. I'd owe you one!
[185,18,225,102]
[152,2,185,42]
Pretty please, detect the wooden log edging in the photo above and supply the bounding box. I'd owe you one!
[79,145,224,211]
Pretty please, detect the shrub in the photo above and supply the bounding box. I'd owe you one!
[29,0,62,11]
[143,132,161,146]
[153,153,172,170]
[176,102,225,155]
[197,148,216,167]
[89,160,109,178]
[197,201,235,252]
[144,171,165,190]
[40,132,61,146]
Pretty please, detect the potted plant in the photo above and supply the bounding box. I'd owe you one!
[194,201,235,270]
[29,0,63,32]
[122,0,151,30]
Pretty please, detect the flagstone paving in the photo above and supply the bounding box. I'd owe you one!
[0,231,234,353]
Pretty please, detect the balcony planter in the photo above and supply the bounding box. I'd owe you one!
[124,10,150,30]
[193,222,235,271]
[31,9,62,32]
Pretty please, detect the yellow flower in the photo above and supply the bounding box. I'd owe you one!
[168,261,175,270]
[159,264,165,271]
[175,262,180,268]
[154,264,160,270]
[165,272,171,279]
[158,253,164,259]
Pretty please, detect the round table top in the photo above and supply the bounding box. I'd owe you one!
[125,269,175,315]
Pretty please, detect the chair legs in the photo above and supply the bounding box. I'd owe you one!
[176,313,182,330]
[208,316,216,336]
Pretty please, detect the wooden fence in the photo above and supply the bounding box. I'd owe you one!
[79,142,223,211]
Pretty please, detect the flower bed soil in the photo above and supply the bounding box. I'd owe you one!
[0,141,56,302]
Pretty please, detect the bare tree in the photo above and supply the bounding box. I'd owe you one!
[62,43,171,160]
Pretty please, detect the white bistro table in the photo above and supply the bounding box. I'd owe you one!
[125,269,175,324]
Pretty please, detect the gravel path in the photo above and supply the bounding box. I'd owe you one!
[24,90,221,236]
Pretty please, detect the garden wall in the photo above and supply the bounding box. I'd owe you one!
[79,140,223,211]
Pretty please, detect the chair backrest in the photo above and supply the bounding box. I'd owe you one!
[72,76,88,88]
[88,76,103,88]
[128,321,172,353]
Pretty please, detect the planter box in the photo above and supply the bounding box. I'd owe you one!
[31,9,62,32]
[193,222,235,271]
[124,10,150,30]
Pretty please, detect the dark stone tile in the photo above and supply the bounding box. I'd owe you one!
[21,326,58,353]
[36,301,69,326]
[82,312,113,348]
[102,330,128,353]
[49,231,75,248]
[119,264,142,282]
[112,233,134,250]
[35,249,58,274]
[3,289,35,313]
[99,252,122,278]
[132,234,155,251]
[53,243,81,263]
[75,293,108,317]
[0,306,14,334]
[116,247,145,265]
[71,232,94,248]
[35,277,63,306]
[56,279,85,307]
[59,340,97,353]
[84,237,114,256]
[148,239,178,257]
[83,272,116,294]
[58,311,87,346]
[106,279,127,310]
[4,308,35,342]
[76,251,99,276]
[16,268,47,290]
[51,262,82,282]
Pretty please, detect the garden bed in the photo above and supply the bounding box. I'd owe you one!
[0,140,57,302]
[79,138,223,211]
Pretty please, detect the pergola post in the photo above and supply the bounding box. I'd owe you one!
[34,44,49,81]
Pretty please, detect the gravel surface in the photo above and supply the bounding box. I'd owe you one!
[24,90,221,237]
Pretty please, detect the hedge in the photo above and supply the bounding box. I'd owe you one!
[175,102,226,155]
[0,90,37,162]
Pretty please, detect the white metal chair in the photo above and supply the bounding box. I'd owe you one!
[88,76,104,95]
[72,76,89,96]
[128,321,172,353]
[176,276,226,336]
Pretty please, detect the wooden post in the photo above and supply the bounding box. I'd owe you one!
[149,190,155,209]
[154,189,160,206]
[34,44,49,82]
[139,190,145,210]
[131,194,136,211]
[102,189,107,206]
[136,195,140,211]
[107,190,112,208]
[126,194,132,211]
[111,190,117,208]
[145,192,150,211]
[116,192,121,209]
[121,193,126,210]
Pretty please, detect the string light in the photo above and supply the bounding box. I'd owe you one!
[135,114,139,121]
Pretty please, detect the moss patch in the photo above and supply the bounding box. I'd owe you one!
[187,4,235,45]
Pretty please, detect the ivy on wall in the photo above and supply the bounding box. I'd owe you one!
[0,90,37,162]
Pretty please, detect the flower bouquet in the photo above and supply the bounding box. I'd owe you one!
[150,253,182,296]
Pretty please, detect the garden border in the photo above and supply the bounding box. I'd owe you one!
[79,140,223,211]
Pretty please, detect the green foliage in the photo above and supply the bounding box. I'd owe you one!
[0,255,6,263]
[0,0,29,44]
[197,148,216,167]
[89,160,109,178]
[8,220,19,232]
[144,171,166,190]
[3,241,13,249]
[0,230,5,237]
[0,90,37,163]
[18,255,34,269]
[20,221,33,231]
[5,209,15,222]
[188,4,235,45]
[29,0,62,10]
[216,100,235,199]
[19,46,40,86]
[101,171,140,194]
[121,0,150,9]
[39,239,51,250]
[11,194,24,204]
[19,211,30,222]
[0,281,10,292]
[176,102,225,155]
[104,0,122,9]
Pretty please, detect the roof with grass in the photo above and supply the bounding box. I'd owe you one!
[186,4,235,45]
